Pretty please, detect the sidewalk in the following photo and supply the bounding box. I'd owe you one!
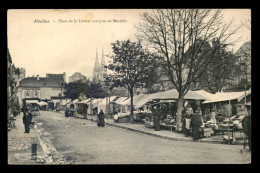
[8,114,49,165]
[82,114,246,146]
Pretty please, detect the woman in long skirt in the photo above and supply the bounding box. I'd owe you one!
[191,107,203,140]
[97,110,105,127]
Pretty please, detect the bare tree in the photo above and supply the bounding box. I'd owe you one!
[137,9,241,131]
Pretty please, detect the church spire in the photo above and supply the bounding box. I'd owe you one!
[95,48,99,67]
[101,47,105,65]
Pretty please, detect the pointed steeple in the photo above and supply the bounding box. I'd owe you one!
[95,48,99,67]
[101,47,105,65]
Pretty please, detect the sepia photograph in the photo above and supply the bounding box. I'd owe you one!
[7,9,251,164]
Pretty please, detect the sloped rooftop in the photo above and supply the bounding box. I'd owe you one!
[19,74,64,88]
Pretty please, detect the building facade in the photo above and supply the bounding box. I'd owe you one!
[17,73,66,105]
[69,72,87,83]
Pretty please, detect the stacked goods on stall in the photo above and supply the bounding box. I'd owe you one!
[217,115,244,131]
[161,114,175,126]
[113,113,131,123]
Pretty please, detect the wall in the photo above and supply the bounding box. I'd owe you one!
[22,88,40,99]
[52,88,63,96]
[40,87,52,100]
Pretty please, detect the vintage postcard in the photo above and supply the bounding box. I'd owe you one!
[7,9,251,164]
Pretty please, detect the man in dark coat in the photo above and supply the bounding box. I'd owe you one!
[22,109,28,133]
[23,105,32,133]
[190,107,203,140]
[97,110,105,127]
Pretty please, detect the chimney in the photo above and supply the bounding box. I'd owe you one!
[63,72,66,83]
[36,75,39,80]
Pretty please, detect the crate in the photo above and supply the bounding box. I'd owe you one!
[204,128,212,137]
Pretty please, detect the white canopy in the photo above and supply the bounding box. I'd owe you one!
[192,90,215,101]
[25,100,39,103]
[38,101,47,106]
[202,90,251,104]
[151,89,207,100]
[78,98,92,104]
[99,96,118,106]
[133,93,157,109]
[113,97,128,105]
[121,94,146,106]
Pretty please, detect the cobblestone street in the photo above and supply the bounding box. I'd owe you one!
[15,111,250,164]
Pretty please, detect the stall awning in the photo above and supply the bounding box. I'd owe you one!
[151,89,207,100]
[121,94,146,106]
[192,90,215,101]
[202,90,251,104]
[26,100,39,103]
[113,97,128,105]
[78,98,92,104]
[91,98,103,108]
[99,96,118,106]
[133,93,157,109]
[38,101,47,106]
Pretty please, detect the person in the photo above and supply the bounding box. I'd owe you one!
[242,108,251,151]
[187,105,193,115]
[153,105,161,131]
[65,107,69,117]
[210,109,217,124]
[232,104,237,116]
[97,110,105,127]
[182,108,191,136]
[70,104,75,117]
[22,110,27,133]
[23,105,32,133]
[190,107,203,140]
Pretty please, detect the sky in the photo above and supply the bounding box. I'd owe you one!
[7,9,251,82]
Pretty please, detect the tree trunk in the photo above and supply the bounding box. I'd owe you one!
[130,87,134,124]
[176,94,184,132]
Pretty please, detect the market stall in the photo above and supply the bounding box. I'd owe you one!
[112,97,128,114]
[147,89,206,132]
[47,101,54,111]
[113,94,145,123]
[201,90,251,144]
[38,101,47,110]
